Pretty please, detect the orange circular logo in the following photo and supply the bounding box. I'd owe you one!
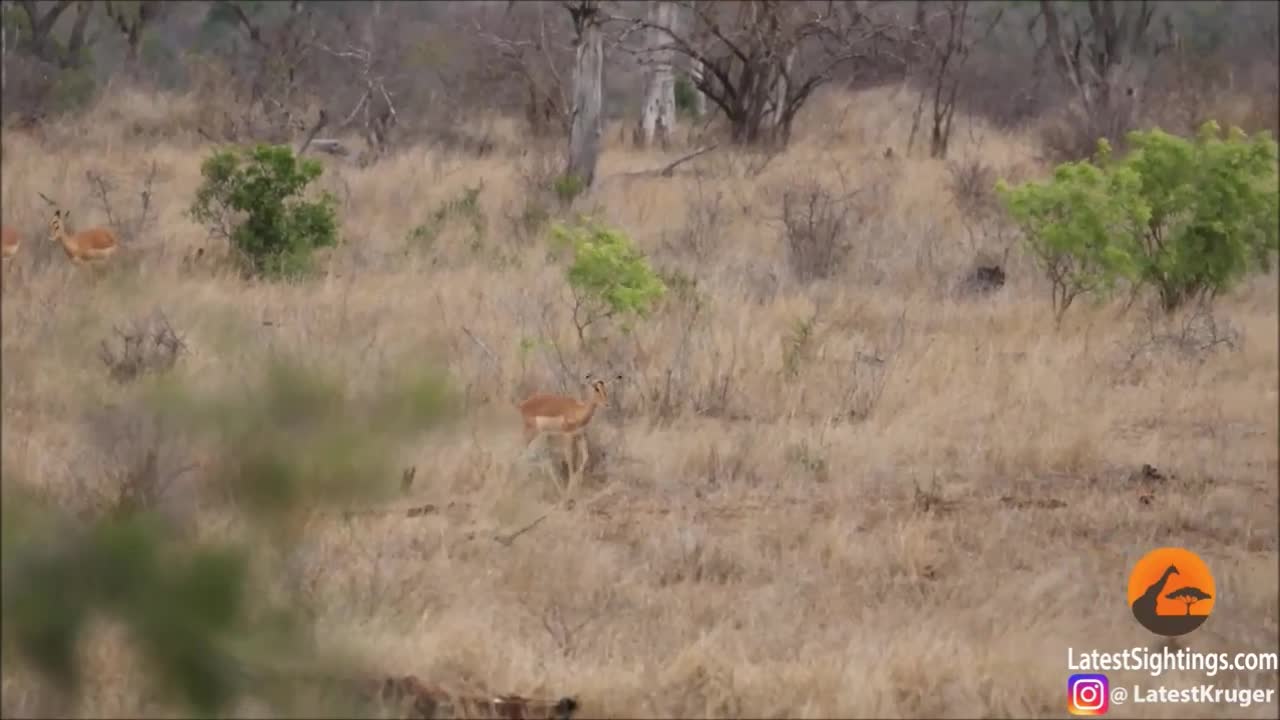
[1127,547,1215,636]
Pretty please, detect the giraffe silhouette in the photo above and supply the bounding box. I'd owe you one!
[1132,563,1209,636]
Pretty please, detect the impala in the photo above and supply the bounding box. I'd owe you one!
[48,209,118,264]
[2,225,21,279]
[2,225,21,261]
[517,372,622,500]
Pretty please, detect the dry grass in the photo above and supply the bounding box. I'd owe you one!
[2,83,1277,718]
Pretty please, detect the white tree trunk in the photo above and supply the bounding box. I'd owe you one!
[1,13,7,101]
[568,3,605,187]
[767,47,795,131]
[637,0,677,147]
[691,58,708,117]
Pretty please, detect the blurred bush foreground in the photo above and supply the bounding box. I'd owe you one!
[2,357,457,717]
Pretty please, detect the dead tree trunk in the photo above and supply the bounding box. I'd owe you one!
[104,1,166,77]
[636,0,677,148]
[767,47,795,138]
[1,11,7,99]
[567,1,604,188]
[1035,0,1163,155]
[690,58,708,117]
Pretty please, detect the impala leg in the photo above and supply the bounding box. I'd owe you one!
[546,453,565,498]
[559,436,575,501]
[528,430,564,499]
[574,434,590,495]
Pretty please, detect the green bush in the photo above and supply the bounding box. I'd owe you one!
[553,173,586,208]
[997,143,1147,323]
[1124,122,1279,310]
[2,357,455,716]
[190,145,338,279]
[550,219,666,345]
[999,122,1279,321]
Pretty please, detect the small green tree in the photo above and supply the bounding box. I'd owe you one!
[1124,122,1279,311]
[999,122,1279,321]
[550,219,666,345]
[997,141,1147,325]
[189,145,338,279]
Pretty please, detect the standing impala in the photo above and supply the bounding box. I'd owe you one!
[517,373,622,500]
[48,209,117,264]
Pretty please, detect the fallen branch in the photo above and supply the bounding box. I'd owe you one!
[659,143,719,176]
[494,513,549,547]
[611,144,719,182]
[307,139,350,156]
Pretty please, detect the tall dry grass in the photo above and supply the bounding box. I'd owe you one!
[2,83,1277,718]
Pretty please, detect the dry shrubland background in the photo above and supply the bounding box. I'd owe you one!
[1,1,1278,718]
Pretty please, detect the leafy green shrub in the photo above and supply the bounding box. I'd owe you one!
[998,143,1147,323]
[550,219,666,345]
[553,174,586,208]
[1124,122,1279,310]
[999,122,1279,321]
[190,145,338,279]
[2,357,455,716]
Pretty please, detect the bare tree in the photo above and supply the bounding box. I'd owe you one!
[12,0,94,69]
[103,1,167,74]
[207,0,320,140]
[567,0,605,187]
[906,1,1002,159]
[1,1,9,97]
[1030,0,1171,155]
[626,0,899,147]
[313,0,400,159]
[477,2,574,138]
[635,0,677,148]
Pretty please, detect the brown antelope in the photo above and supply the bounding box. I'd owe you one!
[48,209,118,264]
[2,225,21,260]
[2,226,21,276]
[517,373,622,499]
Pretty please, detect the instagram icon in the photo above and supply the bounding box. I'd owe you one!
[1068,673,1110,715]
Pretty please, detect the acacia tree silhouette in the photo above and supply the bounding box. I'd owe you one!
[1166,587,1212,616]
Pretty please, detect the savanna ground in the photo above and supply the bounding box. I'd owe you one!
[2,83,1277,718]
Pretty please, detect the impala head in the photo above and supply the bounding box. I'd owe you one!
[584,372,624,407]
